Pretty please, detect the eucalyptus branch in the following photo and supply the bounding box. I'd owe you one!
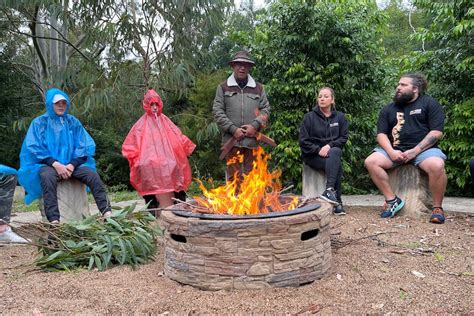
[14,29,92,62]
[12,62,35,73]
[29,5,48,80]
[408,5,424,52]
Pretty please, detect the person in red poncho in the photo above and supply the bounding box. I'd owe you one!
[122,89,196,212]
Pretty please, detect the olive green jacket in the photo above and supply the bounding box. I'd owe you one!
[212,74,270,148]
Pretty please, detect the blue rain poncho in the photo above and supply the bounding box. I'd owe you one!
[0,164,17,175]
[18,88,96,204]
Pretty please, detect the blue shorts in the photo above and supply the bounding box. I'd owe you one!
[373,147,447,167]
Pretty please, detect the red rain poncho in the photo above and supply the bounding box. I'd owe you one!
[122,90,196,196]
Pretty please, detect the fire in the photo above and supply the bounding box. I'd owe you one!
[194,147,298,215]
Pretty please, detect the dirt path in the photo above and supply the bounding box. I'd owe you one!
[1,206,472,314]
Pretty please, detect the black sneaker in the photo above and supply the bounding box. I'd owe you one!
[320,188,339,205]
[333,204,346,216]
[380,196,405,218]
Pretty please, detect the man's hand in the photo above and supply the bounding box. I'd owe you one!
[318,144,330,157]
[233,127,245,140]
[388,150,405,162]
[241,124,257,137]
[401,148,419,163]
[66,163,75,174]
[52,161,72,179]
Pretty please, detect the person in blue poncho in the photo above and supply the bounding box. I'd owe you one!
[0,164,29,243]
[18,88,112,223]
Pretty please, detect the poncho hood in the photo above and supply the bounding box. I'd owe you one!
[45,88,71,117]
[143,89,163,115]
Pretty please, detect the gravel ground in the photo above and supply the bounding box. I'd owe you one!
[1,206,473,314]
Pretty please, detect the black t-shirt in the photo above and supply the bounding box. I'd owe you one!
[377,95,445,151]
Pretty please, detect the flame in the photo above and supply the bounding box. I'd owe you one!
[194,147,298,215]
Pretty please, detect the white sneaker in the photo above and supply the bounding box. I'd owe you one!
[0,227,30,244]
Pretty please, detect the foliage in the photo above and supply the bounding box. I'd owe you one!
[34,205,160,272]
[0,0,232,185]
[89,126,132,189]
[0,23,42,168]
[441,98,474,192]
[402,0,474,195]
[249,0,389,193]
[1,0,232,96]
[174,70,229,180]
[380,0,425,58]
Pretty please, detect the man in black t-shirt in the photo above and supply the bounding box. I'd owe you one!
[365,73,447,224]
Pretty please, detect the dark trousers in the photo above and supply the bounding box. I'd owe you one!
[226,147,255,182]
[0,174,17,224]
[303,147,343,201]
[39,166,110,222]
[144,191,186,216]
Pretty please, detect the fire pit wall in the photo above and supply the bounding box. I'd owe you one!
[161,203,332,290]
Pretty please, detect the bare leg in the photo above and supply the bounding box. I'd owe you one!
[364,152,396,201]
[156,192,174,209]
[418,157,446,207]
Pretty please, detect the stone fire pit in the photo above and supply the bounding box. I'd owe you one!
[160,199,332,290]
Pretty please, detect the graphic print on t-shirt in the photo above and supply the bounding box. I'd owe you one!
[391,112,405,147]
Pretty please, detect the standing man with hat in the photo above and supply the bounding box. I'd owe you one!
[213,50,270,181]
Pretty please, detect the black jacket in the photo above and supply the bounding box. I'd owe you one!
[299,106,349,158]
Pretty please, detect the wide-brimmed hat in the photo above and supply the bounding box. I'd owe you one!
[228,50,255,65]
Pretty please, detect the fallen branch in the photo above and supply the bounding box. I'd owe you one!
[389,247,434,256]
[331,231,396,250]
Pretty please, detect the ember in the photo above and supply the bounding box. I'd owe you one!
[194,147,298,215]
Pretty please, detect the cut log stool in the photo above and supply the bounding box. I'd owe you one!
[388,164,432,218]
[39,178,91,222]
[302,163,327,198]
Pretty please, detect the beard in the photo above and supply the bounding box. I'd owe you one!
[393,91,415,105]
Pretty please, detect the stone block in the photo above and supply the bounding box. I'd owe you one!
[233,277,270,290]
[192,245,221,256]
[270,239,295,250]
[215,238,238,253]
[274,249,316,261]
[388,164,433,218]
[39,178,90,222]
[273,258,306,272]
[204,264,249,277]
[302,163,326,198]
[265,270,300,283]
[247,262,272,276]
[237,237,261,248]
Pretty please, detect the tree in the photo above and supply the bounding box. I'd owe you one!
[248,0,389,192]
[381,0,425,57]
[402,0,473,195]
[0,0,232,187]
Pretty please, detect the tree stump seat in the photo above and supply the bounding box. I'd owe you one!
[302,163,327,198]
[39,178,90,222]
[388,164,432,218]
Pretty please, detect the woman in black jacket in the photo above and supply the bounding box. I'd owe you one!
[299,87,349,215]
